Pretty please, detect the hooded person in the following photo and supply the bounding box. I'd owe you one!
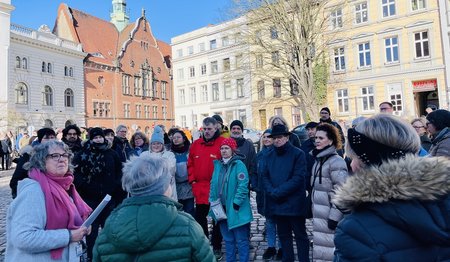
[333,114,450,261]
[209,138,253,262]
[93,155,215,261]
[72,127,125,260]
[318,107,345,156]
[426,109,450,157]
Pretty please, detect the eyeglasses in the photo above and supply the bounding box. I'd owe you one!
[47,153,71,161]
[412,125,425,129]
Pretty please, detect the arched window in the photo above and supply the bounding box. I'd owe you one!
[44,119,53,128]
[64,66,68,76]
[42,62,46,72]
[42,85,53,106]
[64,88,74,107]
[15,56,21,68]
[22,58,27,69]
[15,82,28,104]
[47,63,52,73]
[69,67,73,77]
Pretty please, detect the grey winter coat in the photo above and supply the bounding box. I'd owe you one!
[429,127,450,157]
[310,146,348,262]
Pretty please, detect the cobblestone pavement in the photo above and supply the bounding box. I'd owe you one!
[0,168,313,261]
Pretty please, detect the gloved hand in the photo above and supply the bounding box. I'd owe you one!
[233,203,240,211]
[327,219,338,230]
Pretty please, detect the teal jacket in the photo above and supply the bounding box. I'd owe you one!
[209,155,253,229]
[93,195,214,262]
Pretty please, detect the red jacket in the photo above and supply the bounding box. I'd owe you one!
[188,135,225,204]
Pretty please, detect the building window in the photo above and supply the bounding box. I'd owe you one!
[334,47,346,71]
[257,80,265,100]
[64,88,74,107]
[69,67,73,77]
[144,105,150,118]
[15,56,21,68]
[47,63,52,73]
[44,119,53,128]
[93,102,99,117]
[181,115,187,127]
[177,49,183,58]
[292,107,302,126]
[336,89,349,113]
[124,104,130,118]
[355,2,368,24]
[237,78,244,98]
[42,85,53,106]
[235,33,242,44]
[42,62,46,72]
[270,26,278,39]
[211,61,218,74]
[136,104,141,118]
[187,45,194,55]
[134,76,141,96]
[152,106,158,119]
[190,87,197,103]
[162,106,167,119]
[224,81,232,100]
[274,107,283,116]
[177,68,184,80]
[179,89,185,105]
[210,39,217,50]
[414,31,429,59]
[412,0,425,10]
[200,63,207,75]
[122,74,131,94]
[223,58,230,71]
[152,80,158,97]
[290,79,299,95]
[273,78,281,98]
[161,81,167,99]
[22,58,27,69]
[15,82,28,104]
[222,36,229,47]
[64,66,68,76]
[235,54,242,69]
[331,8,343,29]
[199,42,205,52]
[212,83,219,101]
[358,42,371,68]
[271,51,280,65]
[382,0,396,17]
[192,114,198,128]
[385,36,399,63]
[361,86,374,111]
[189,66,195,77]
[201,85,208,102]
[387,83,403,115]
[256,54,263,69]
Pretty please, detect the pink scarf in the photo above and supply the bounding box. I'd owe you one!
[28,168,92,260]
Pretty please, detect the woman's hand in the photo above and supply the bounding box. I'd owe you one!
[70,226,88,242]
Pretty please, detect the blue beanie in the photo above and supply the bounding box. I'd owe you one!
[151,126,164,144]
[263,128,272,135]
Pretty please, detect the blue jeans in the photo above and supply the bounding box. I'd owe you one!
[178,198,195,217]
[266,217,281,248]
[219,221,250,262]
[275,216,309,262]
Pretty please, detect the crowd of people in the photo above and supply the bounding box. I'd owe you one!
[4,105,450,262]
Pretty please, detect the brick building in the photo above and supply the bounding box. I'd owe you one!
[53,1,173,134]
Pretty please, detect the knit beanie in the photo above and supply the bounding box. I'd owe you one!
[230,120,244,130]
[320,107,331,115]
[37,128,56,142]
[151,125,164,144]
[426,109,450,131]
[103,128,115,136]
[89,127,104,140]
[212,114,224,124]
[263,128,272,135]
[221,138,237,151]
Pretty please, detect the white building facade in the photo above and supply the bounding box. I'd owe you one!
[171,17,255,129]
[9,23,87,131]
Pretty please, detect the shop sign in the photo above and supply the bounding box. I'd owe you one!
[412,79,437,92]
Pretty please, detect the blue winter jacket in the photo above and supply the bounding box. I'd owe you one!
[262,142,308,217]
[332,155,450,262]
[209,155,253,229]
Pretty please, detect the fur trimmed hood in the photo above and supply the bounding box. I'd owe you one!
[333,155,450,211]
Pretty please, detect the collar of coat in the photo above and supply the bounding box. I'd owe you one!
[332,155,450,212]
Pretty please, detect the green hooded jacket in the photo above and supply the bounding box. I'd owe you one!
[93,195,214,262]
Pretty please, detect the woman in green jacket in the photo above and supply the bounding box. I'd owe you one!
[209,138,253,262]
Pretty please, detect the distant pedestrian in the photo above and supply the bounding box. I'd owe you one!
[269,115,301,148]
[111,125,133,162]
[379,101,394,114]
[130,131,149,156]
[426,109,450,157]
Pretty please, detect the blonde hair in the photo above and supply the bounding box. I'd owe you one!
[269,115,289,129]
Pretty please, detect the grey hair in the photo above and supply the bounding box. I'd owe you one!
[410,117,427,127]
[269,115,289,129]
[116,124,127,133]
[203,117,217,126]
[24,140,74,172]
[122,154,171,196]
[346,114,421,160]
[351,116,367,128]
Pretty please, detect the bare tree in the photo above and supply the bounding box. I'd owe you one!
[229,0,332,121]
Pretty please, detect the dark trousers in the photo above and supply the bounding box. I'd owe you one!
[275,216,309,262]
[178,198,195,217]
[195,203,222,250]
[1,153,10,170]
[85,201,114,260]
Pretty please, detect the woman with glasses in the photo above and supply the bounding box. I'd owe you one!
[72,127,124,261]
[410,118,432,153]
[130,131,149,156]
[6,140,92,261]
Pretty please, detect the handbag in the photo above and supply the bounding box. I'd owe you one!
[210,199,227,221]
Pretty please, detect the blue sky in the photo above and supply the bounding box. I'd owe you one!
[10,0,234,43]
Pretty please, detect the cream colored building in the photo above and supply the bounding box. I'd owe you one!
[326,0,447,122]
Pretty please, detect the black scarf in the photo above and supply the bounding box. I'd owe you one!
[171,143,189,154]
[78,140,109,183]
[233,137,246,147]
